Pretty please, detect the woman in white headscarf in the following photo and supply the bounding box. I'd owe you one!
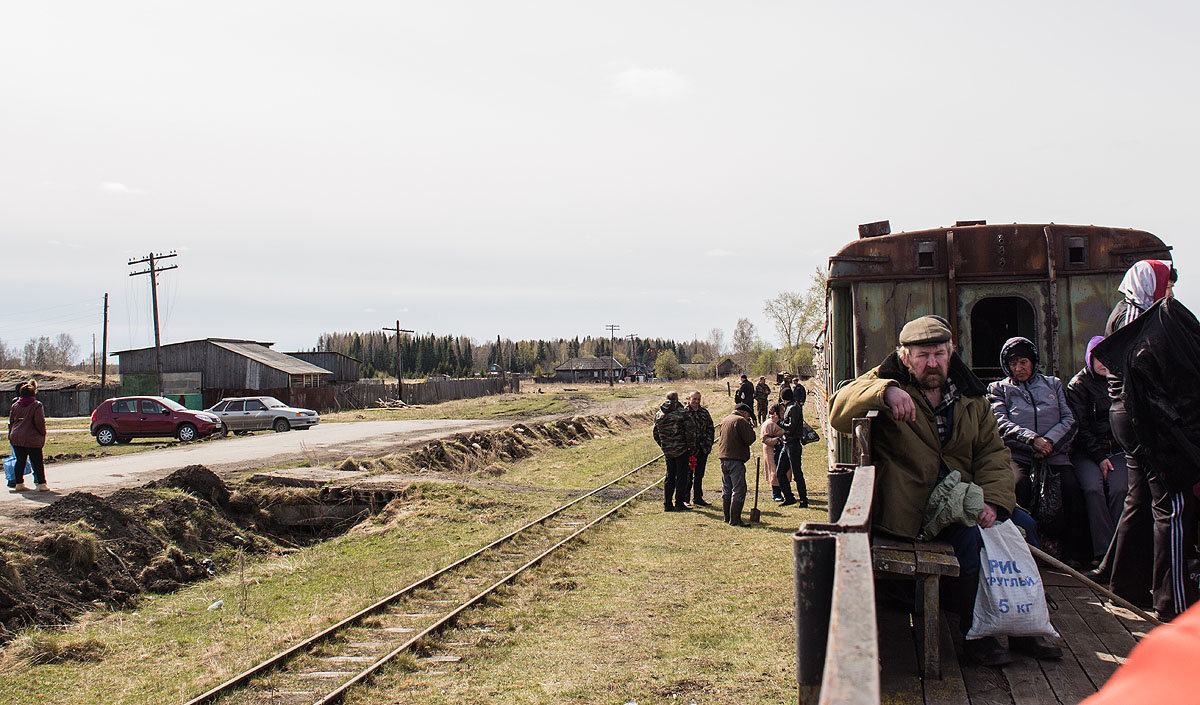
[1101,259,1193,619]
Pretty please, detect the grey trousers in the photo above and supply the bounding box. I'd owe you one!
[720,459,747,502]
[1072,451,1129,558]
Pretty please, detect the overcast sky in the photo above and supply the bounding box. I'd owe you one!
[2,1,1197,356]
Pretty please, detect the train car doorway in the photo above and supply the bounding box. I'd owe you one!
[969,296,1035,381]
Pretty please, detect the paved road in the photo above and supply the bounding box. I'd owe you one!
[0,418,506,513]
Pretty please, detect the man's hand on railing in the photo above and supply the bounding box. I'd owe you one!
[883,385,916,422]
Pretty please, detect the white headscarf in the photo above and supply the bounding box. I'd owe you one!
[1118,259,1172,326]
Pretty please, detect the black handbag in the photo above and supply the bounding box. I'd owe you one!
[800,422,820,445]
[1029,460,1062,525]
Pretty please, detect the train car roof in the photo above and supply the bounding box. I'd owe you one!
[828,222,1171,283]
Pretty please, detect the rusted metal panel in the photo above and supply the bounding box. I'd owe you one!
[851,280,947,374]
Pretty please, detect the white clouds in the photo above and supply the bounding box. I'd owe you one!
[99,181,146,195]
[706,248,731,257]
[611,67,691,102]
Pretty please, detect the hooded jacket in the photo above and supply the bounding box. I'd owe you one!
[684,404,715,455]
[1092,297,1200,492]
[8,393,46,449]
[986,337,1077,467]
[829,350,1015,539]
[717,410,756,461]
[653,398,696,459]
[1066,337,1119,464]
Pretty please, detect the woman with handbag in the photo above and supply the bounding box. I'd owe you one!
[777,385,808,508]
[8,380,48,492]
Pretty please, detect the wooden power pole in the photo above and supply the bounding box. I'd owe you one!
[383,320,414,402]
[128,252,178,395]
[605,324,620,386]
[100,293,109,390]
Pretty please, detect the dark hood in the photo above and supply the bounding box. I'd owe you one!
[659,399,681,414]
[878,349,988,397]
[999,336,1039,378]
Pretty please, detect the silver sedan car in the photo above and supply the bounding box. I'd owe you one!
[205,396,320,433]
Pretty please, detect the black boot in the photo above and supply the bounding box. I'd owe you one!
[694,493,712,507]
[729,499,749,527]
[777,469,796,506]
[722,497,731,524]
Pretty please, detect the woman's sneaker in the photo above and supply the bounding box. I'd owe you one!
[35,484,49,492]
[9,483,27,492]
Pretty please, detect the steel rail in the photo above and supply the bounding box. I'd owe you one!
[312,472,667,705]
[182,453,664,705]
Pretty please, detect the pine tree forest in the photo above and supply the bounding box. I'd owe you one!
[312,332,714,380]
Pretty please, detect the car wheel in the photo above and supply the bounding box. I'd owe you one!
[177,423,198,442]
[218,423,228,437]
[96,426,117,446]
[273,418,290,433]
[116,436,132,445]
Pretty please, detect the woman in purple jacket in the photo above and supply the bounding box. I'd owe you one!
[8,381,48,491]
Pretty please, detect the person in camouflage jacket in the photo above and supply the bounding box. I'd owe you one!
[654,391,697,511]
[684,391,716,506]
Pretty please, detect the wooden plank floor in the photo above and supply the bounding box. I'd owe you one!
[877,568,1153,705]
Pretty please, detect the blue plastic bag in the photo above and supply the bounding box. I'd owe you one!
[3,454,30,485]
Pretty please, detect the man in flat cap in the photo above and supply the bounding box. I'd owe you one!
[829,315,1058,666]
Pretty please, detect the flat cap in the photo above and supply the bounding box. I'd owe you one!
[898,315,952,346]
[734,402,753,414]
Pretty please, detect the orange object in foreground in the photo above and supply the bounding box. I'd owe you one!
[1083,603,1200,704]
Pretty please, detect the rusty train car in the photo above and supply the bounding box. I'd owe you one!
[814,220,1173,463]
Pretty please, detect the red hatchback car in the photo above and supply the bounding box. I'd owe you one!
[90,396,223,446]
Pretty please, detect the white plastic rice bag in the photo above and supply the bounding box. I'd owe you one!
[966,520,1060,639]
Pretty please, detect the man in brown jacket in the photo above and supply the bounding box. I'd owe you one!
[717,402,757,527]
[829,315,1057,666]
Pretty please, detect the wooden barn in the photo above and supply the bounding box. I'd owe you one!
[285,351,361,383]
[554,357,626,383]
[113,338,334,410]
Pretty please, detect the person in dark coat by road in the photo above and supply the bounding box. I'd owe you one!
[8,381,48,492]
[777,383,809,507]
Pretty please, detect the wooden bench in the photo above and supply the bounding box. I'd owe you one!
[851,411,961,680]
[871,535,959,679]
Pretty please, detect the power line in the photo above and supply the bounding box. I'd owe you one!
[129,250,179,394]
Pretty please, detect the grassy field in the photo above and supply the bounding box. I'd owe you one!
[0,387,826,704]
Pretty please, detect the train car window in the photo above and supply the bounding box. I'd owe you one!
[970,297,1036,381]
[916,241,936,270]
[1066,236,1088,267]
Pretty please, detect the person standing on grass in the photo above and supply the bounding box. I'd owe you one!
[761,403,786,502]
[653,391,697,512]
[718,402,757,526]
[8,381,48,492]
[754,376,771,427]
[734,374,756,421]
[777,382,809,507]
[684,391,716,507]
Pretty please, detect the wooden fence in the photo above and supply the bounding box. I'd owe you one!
[333,377,517,409]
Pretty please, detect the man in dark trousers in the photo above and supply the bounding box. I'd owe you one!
[684,390,716,506]
[718,402,757,526]
[734,374,756,421]
[754,376,771,427]
[653,391,697,512]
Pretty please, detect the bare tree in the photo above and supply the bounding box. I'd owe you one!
[763,268,827,349]
[731,318,758,372]
[707,327,725,357]
[763,291,803,349]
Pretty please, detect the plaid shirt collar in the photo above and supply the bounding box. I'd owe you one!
[921,379,960,446]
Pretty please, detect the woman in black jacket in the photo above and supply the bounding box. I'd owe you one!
[777,384,808,508]
[1066,335,1128,565]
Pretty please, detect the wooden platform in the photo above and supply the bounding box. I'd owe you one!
[878,567,1153,705]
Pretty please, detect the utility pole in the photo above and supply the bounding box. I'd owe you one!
[100,293,109,390]
[625,333,637,381]
[605,324,620,386]
[129,252,178,395]
[383,321,414,403]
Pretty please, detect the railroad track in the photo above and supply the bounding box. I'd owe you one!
[183,453,666,705]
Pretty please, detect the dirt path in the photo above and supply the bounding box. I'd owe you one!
[0,396,655,522]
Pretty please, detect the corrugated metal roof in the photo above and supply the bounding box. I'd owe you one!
[554,356,626,371]
[210,341,333,375]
